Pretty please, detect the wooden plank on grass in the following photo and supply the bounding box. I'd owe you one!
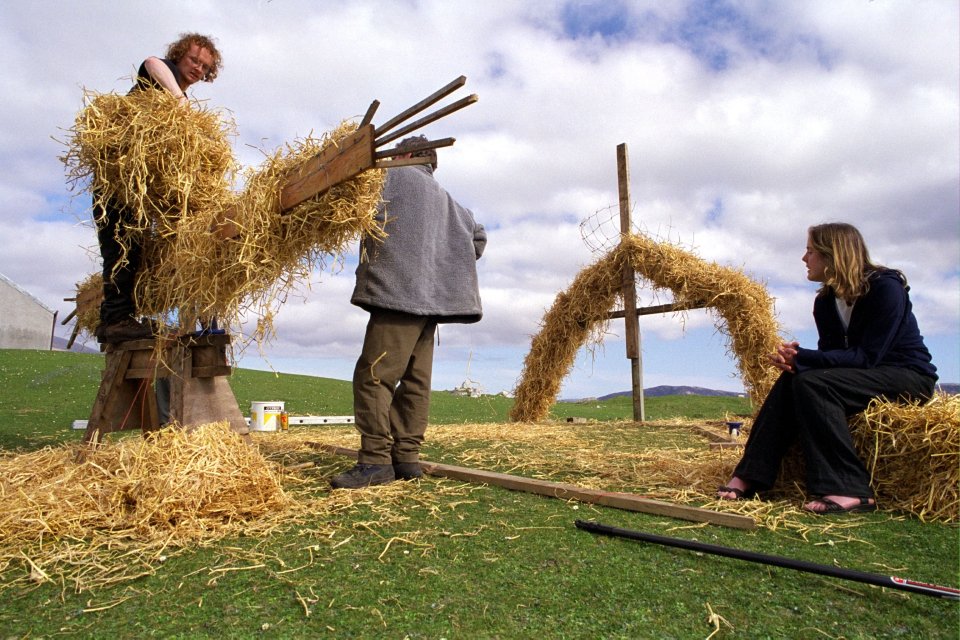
[311,443,755,530]
[708,441,743,450]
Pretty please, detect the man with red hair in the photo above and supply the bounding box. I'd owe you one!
[94,33,223,343]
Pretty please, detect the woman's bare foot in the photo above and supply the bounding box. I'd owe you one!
[803,495,876,514]
[716,476,753,500]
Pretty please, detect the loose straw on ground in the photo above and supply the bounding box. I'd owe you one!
[2,406,955,594]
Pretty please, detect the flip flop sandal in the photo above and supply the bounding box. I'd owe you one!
[806,496,877,515]
[716,485,756,501]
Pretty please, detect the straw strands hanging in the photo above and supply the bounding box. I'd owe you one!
[509,233,782,422]
[72,272,103,337]
[61,89,385,343]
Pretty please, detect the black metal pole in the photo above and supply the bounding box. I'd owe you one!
[575,519,959,600]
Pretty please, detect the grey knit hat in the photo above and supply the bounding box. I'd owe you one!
[396,135,438,169]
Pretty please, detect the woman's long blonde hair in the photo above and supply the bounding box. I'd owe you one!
[808,222,904,302]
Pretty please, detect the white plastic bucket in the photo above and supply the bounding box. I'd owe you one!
[250,401,285,432]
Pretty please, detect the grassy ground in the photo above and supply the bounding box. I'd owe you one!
[0,348,957,639]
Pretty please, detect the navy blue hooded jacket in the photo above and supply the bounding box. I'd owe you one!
[794,269,937,378]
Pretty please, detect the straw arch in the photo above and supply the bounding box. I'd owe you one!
[509,234,782,422]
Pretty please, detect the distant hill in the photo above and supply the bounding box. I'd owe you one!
[581,382,958,402]
[593,385,746,401]
[52,335,100,354]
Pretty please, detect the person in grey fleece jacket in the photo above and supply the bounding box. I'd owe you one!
[331,137,486,489]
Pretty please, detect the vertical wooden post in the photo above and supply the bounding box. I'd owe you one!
[617,143,644,422]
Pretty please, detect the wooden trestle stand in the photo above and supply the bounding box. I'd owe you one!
[84,333,248,444]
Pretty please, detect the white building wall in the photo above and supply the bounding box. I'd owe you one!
[0,274,55,349]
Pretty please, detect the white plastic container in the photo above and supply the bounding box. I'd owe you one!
[250,401,285,432]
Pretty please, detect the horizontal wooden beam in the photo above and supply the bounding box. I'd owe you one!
[374,157,434,169]
[374,136,456,161]
[608,300,707,319]
[311,443,755,530]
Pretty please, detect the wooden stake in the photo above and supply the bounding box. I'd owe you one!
[617,143,644,422]
[358,100,380,128]
[374,94,478,147]
[373,76,467,137]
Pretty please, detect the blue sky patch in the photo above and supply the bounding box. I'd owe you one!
[561,0,633,41]
[705,196,724,224]
[558,0,836,71]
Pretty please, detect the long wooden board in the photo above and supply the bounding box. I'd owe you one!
[311,443,755,530]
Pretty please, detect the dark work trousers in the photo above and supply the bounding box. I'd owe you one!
[94,195,170,423]
[353,309,437,466]
[95,196,142,325]
[733,366,936,497]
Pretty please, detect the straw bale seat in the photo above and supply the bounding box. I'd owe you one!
[773,394,959,521]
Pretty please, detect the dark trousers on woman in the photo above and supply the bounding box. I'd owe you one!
[733,366,936,497]
[353,308,437,466]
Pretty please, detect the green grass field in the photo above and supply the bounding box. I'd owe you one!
[0,348,957,639]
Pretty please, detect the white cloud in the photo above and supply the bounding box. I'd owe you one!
[1,0,956,397]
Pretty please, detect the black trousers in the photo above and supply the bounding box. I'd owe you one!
[733,366,936,497]
[95,197,142,325]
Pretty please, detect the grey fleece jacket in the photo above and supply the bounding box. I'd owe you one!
[351,164,486,323]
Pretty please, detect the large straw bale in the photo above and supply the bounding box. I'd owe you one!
[851,394,958,521]
[62,89,384,347]
[63,89,236,233]
[510,233,781,422]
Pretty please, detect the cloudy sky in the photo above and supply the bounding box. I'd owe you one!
[1,0,957,399]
